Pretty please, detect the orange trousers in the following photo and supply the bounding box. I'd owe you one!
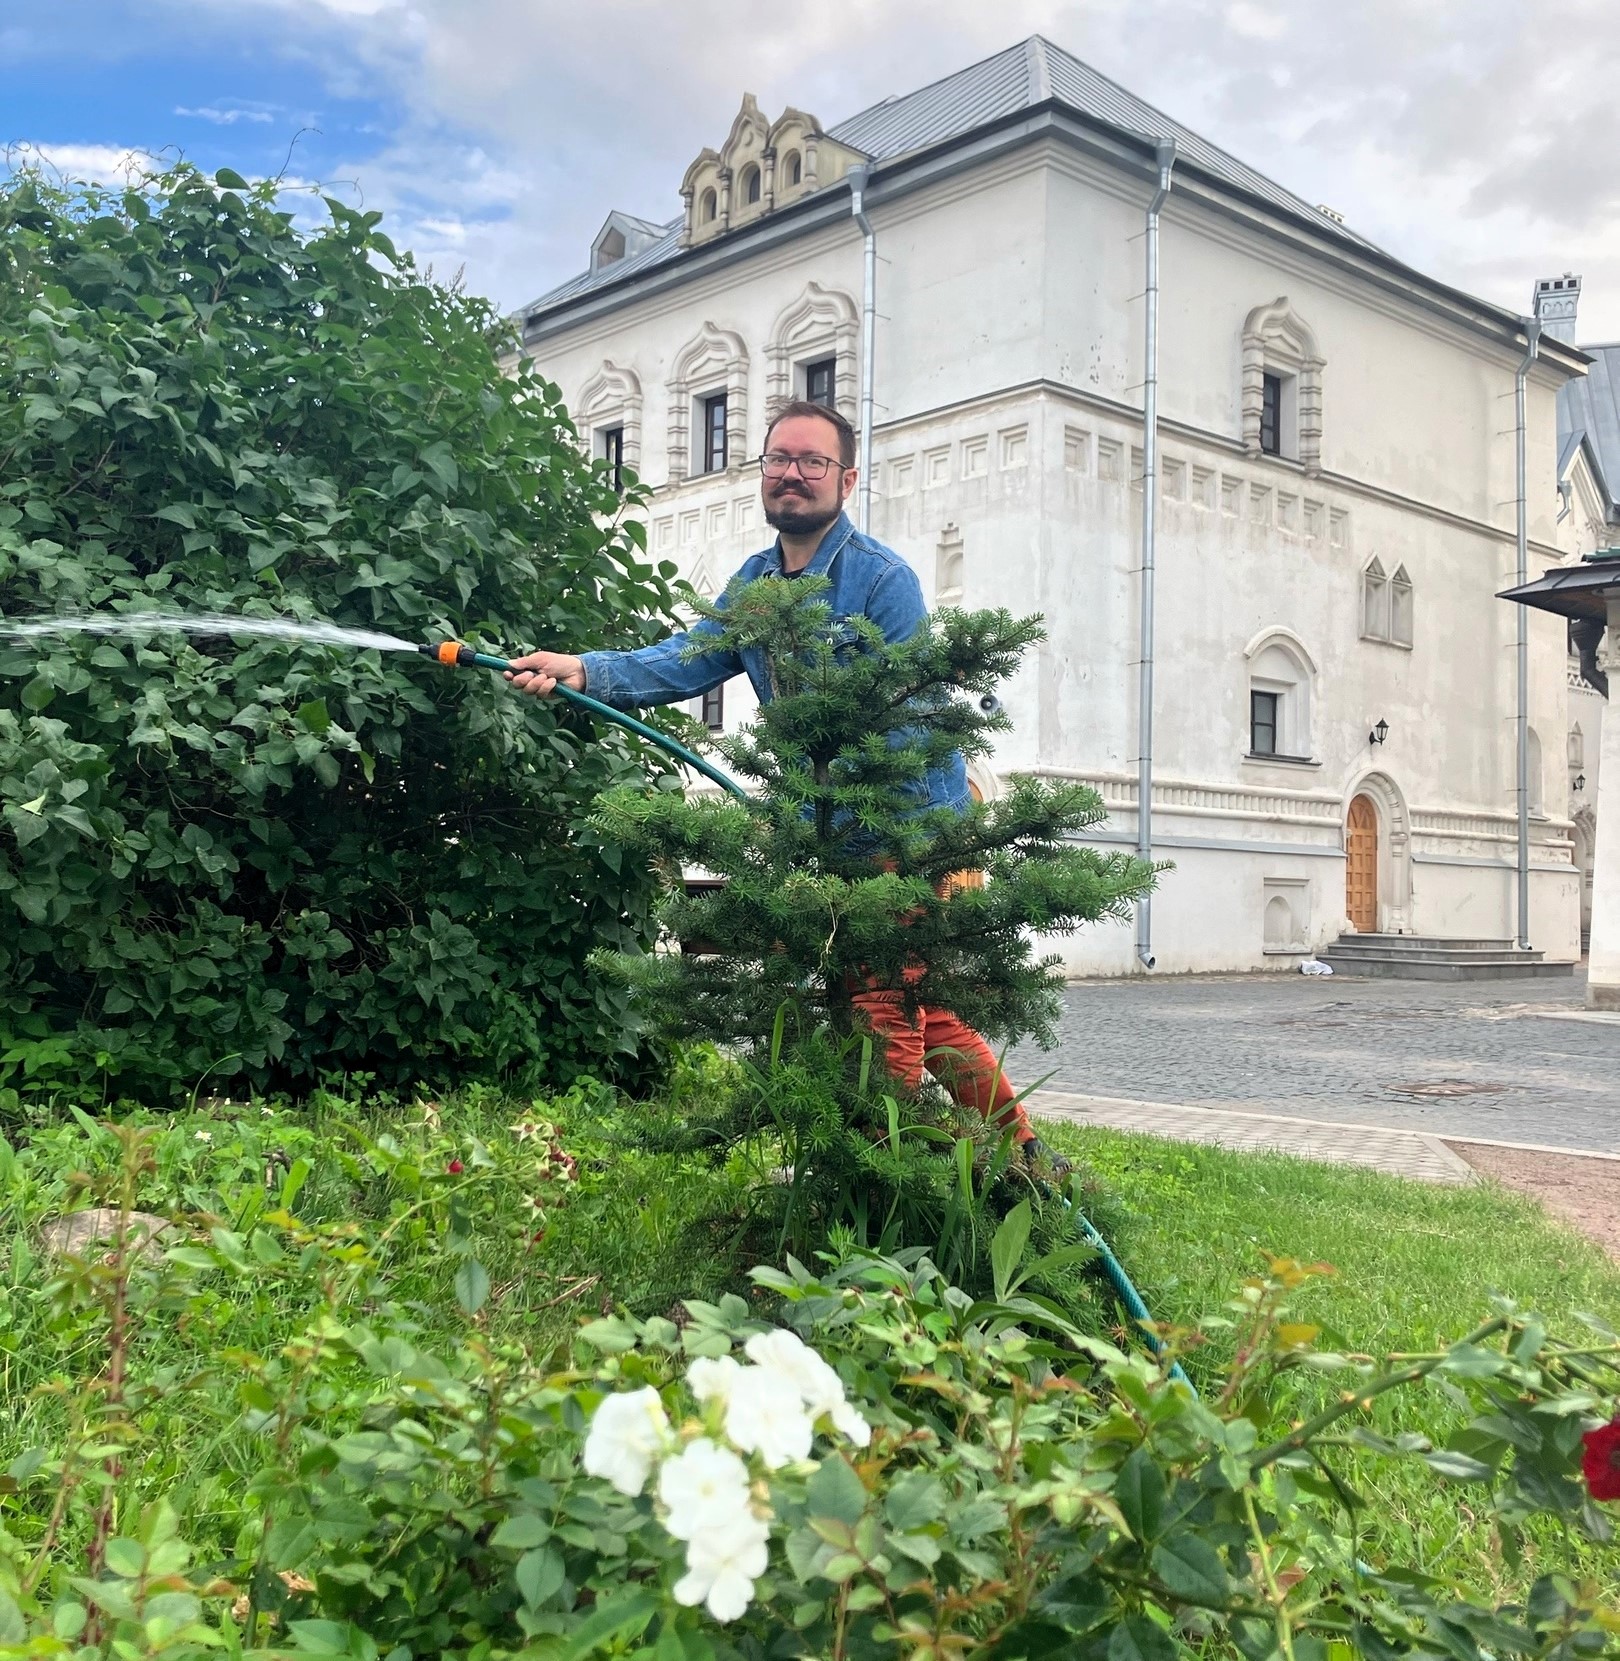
[851,964,1032,1143]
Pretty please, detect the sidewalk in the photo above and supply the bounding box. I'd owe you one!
[1032,1090,1474,1184]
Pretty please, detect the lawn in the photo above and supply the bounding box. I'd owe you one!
[1038,1120,1620,1596]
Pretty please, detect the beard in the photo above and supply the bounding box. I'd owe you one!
[764,488,841,537]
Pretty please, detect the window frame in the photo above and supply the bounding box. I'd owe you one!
[1389,565,1413,647]
[599,424,625,493]
[1250,689,1280,757]
[803,356,837,410]
[700,684,724,732]
[1260,372,1283,457]
[701,392,729,474]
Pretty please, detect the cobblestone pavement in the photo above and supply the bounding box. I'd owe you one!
[1008,969,1620,1155]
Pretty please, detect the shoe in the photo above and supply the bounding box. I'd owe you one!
[1020,1135,1073,1186]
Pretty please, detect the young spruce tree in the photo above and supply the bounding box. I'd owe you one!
[592,576,1156,1269]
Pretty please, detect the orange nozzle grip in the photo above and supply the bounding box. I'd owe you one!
[436,640,464,666]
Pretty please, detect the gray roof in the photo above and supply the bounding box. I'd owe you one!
[520,34,1376,319]
[1558,343,1620,520]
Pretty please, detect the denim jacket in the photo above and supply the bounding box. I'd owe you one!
[579,512,971,819]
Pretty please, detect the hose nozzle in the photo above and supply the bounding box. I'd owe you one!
[424,639,479,668]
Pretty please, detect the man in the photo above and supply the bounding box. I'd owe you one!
[507,399,1064,1176]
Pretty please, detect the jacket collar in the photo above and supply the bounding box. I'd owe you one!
[764,512,855,579]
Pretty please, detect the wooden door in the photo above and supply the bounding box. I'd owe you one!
[1346,794,1378,932]
[943,780,986,896]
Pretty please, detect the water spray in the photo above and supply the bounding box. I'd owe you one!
[421,639,749,801]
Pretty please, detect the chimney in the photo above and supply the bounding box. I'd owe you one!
[1533,272,1582,343]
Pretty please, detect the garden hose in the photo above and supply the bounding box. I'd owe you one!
[426,637,1189,1390]
[423,640,749,801]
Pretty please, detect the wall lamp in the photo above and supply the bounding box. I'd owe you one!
[1575,773,1586,793]
[1368,717,1389,747]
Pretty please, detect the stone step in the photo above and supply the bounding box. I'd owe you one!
[1327,934,1518,953]
[1318,933,1573,981]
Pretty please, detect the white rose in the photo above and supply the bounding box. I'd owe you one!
[657,1437,755,1541]
[723,1364,813,1469]
[672,1509,770,1623]
[581,1386,669,1497]
[686,1354,742,1408]
[745,1328,866,1440]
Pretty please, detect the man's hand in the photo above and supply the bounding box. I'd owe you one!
[504,651,586,698]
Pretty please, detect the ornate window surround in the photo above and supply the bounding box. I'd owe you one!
[666,323,749,485]
[1242,297,1325,475]
[1243,625,1317,762]
[764,282,859,424]
[575,361,643,477]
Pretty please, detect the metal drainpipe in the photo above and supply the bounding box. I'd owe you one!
[1135,139,1176,970]
[849,165,877,533]
[1513,317,1541,952]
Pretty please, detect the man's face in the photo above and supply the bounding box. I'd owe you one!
[760,414,856,538]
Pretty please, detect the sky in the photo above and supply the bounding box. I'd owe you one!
[7,0,1620,339]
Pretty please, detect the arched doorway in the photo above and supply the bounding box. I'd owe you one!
[1346,794,1379,933]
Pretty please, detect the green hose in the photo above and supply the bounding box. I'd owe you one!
[424,642,749,801]
[427,637,1189,1390]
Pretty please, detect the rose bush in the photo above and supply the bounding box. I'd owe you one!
[2,1116,1616,1661]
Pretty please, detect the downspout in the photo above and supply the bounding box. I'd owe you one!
[849,164,877,534]
[1135,139,1176,970]
[1514,318,1541,952]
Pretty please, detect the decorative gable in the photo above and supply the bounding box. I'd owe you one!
[680,94,868,247]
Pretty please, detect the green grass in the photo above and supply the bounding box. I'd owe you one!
[1040,1121,1620,1595]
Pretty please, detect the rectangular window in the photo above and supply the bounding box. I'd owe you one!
[1250,689,1280,756]
[700,684,724,731]
[1260,372,1282,456]
[702,393,728,473]
[600,425,625,493]
[804,357,836,409]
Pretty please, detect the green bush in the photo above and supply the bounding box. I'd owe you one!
[1,1116,1615,1661]
[0,163,684,1103]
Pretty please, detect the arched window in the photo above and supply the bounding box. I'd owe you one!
[1527,726,1545,816]
[782,150,802,187]
[700,188,717,224]
[1570,723,1585,770]
[1389,564,1413,647]
[742,164,761,205]
[1246,632,1315,761]
[1362,558,1388,640]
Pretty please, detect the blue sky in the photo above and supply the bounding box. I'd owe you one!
[8,0,1620,337]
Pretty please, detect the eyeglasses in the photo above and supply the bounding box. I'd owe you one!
[758,452,846,481]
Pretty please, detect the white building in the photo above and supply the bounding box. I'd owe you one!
[1549,275,1616,951]
[512,37,1586,978]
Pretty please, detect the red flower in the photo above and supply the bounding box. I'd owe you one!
[1582,1416,1620,1501]
[446,1158,464,1175]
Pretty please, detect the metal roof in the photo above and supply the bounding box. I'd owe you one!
[1499,551,1620,621]
[519,34,1376,319]
[1557,342,1620,520]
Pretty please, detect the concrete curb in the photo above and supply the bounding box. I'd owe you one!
[1030,1090,1474,1184]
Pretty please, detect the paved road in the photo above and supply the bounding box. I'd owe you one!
[1009,969,1620,1154]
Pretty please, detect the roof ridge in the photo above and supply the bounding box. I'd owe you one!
[1025,36,1053,104]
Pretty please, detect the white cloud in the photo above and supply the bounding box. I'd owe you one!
[4,142,167,183]
[175,104,276,124]
[1224,2,1286,40]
